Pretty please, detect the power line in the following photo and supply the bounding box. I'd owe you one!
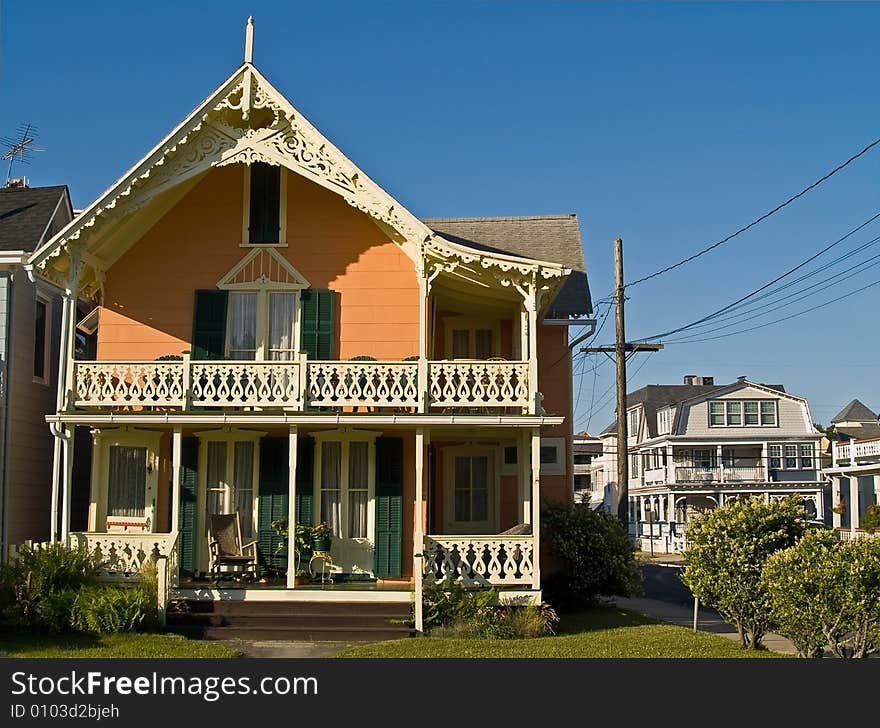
[638,211,880,341]
[626,137,880,288]
[665,275,880,344]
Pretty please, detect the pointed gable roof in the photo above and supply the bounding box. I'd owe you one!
[28,55,570,303]
[832,399,877,424]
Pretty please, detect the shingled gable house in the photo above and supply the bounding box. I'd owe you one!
[24,21,591,632]
[598,375,826,553]
[0,182,73,556]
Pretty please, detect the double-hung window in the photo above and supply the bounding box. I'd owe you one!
[244,162,286,245]
[315,434,376,540]
[204,437,258,539]
[107,446,147,518]
[768,443,814,471]
[710,400,778,427]
[226,290,299,361]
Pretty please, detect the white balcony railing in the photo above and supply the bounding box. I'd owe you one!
[428,360,529,410]
[74,361,185,407]
[722,465,764,482]
[72,358,532,414]
[832,439,880,465]
[306,360,419,409]
[190,361,302,407]
[644,467,667,485]
[68,532,178,582]
[422,534,535,587]
[675,467,720,483]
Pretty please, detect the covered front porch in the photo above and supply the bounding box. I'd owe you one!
[51,419,550,620]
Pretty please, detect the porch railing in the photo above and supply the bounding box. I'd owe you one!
[722,465,764,482]
[422,535,535,587]
[190,361,302,407]
[834,438,880,464]
[73,361,185,407]
[675,467,720,483]
[67,532,178,582]
[72,358,532,413]
[306,360,419,409]
[428,361,529,410]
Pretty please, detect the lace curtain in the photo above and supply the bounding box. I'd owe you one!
[348,442,368,538]
[320,441,342,537]
[228,292,257,359]
[234,442,255,538]
[269,293,296,360]
[107,446,146,517]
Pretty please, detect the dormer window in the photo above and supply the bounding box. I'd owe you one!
[244,162,286,245]
[657,407,673,435]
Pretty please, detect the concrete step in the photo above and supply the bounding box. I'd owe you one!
[169,624,412,642]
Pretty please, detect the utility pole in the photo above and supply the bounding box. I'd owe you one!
[581,238,662,529]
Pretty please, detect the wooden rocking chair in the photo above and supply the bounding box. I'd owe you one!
[207,513,259,585]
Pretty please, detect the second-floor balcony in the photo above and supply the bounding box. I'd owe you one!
[674,465,764,483]
[833,438,880,465]
[71,356,533,414]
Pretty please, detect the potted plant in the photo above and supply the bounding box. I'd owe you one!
[862,504,880,534]
[832,501,847,516]
[312,522,333,552]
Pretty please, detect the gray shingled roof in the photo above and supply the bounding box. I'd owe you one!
[831,399,877,424]
[423,215,592,317]
[599,381,789,439]
[0,185,71,252]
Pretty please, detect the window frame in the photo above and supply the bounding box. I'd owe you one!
[242,163,288,247]
[32,291,51,385]
[443,316,502,360]
[768,442,816,471]
[223,289,302,361]
[539,437,566,476]
[443,444,500,534]
[708,399,778,427]
[312,428,378,541]
[91,428,162,533]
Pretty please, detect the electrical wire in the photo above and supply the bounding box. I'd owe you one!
[626,137,880,288]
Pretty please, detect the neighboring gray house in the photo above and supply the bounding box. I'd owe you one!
[823,398,880,536]
[598,375,826,553]
[0,182,73,552]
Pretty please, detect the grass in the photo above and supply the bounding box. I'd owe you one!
[334,607,789,658]
[0,629,241,658]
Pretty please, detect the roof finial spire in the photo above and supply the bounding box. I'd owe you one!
[244,16,254,64]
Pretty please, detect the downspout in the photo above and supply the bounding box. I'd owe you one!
[0,270,12,559]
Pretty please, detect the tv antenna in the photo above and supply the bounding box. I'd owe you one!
[1,123,44,186]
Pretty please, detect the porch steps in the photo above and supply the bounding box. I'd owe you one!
[166,599,413,642]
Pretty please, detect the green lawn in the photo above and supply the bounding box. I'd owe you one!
[0,630,241,658]
[334,607,789,658]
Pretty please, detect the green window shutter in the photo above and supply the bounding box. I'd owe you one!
[296,436,314,526]
[299,289,337,360]
[178,437,199,575]
[374,436,404,578]
[257,438,289,573]
[248,162,280,244]
[191,290,228,360]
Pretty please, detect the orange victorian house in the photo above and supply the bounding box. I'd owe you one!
[27,22,592,630]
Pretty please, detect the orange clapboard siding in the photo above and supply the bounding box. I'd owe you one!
[98,165,419,361]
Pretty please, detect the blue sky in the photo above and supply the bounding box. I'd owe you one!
[2,1,878,431]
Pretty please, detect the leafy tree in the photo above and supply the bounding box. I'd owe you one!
[681,496,806,649]
[542,503,642,609]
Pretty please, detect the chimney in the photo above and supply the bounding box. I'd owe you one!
[684,375,714,385]
[684,375,697,385]
[737,376,746,382]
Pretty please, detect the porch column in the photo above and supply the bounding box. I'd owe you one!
[418,276,428,413]
[874,475,880,512]
[171,427,183,533]
[49,435,62,541]
[717,445,724,483]
[832,476,843,529]
[60,425,75,542]
[414,427,426,633]
[519,429,531,524]
[666,444,675,484]
[761,443,769,481]
[286,425,298,588]
[850,475,860,534]
[667,492,675,522]
[530,427,541,590]
[525,284,538,415]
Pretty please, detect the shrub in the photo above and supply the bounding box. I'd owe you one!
[862,504,880,534]
[763,530,880,658]
[761,529,842,657]
[420,578,558,639]
[71,584,157,634]
[542,503,641,609]
[681,495,806,649]
[0,543,97,630]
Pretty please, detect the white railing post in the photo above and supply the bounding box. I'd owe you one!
[286,425,298,589]
[171,427,182,533]
[530,427,541,591]
[418,357,428,413]
[182,352,192,410]
[156,556,168,627]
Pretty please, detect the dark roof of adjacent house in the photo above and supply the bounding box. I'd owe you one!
[424,214,591,317]
[836,424,880,441]
[831,398,877,424]
[599,381,789,439]
[0,185,72,252]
